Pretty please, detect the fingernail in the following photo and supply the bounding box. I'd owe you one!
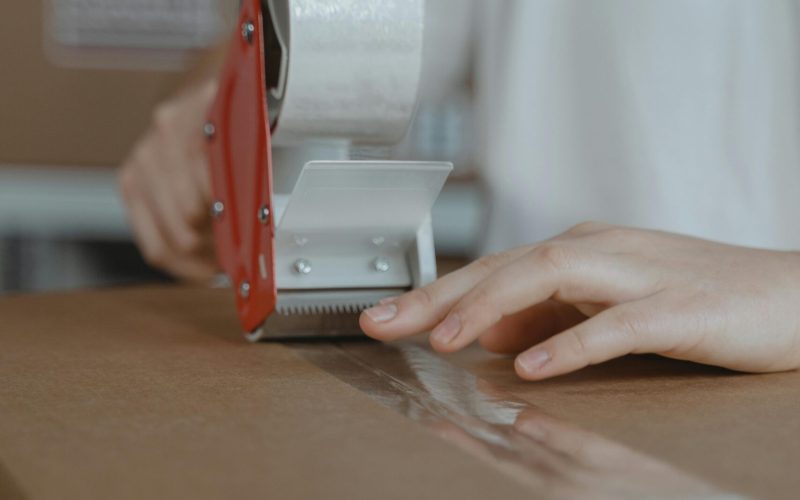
[517,349,551,374]
[431,314,461,344]
[364,303,398,323]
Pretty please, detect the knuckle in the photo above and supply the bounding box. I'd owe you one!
[468,287,495,311]
[408,286,437,309]
[609,310,644,349]
[175,190,209,228]
[462,288,502,325]
[183,201,209,228]
[604,226,630,237]
[151,103,178,137]
[598,226,636,243]
[471,252,509,274]
[126,141,158,176]
[567,221,608,235]
[534,243,574,270]
[562,329,591,364]
[152,102,173,125]
[117,167,137,200]
[201,78,219,99]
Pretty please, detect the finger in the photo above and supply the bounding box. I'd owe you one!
[152,118,211,230]
[124,191,170,270]
[359,246,532,340]
[168,255,219,283]
[160,215,219,281]
[562,221,612,238]
[173,152,213,231]
[138,152,205,258]
[164,107,213,231]
[478,301,586,354]
[120,162,166,266]
[359,225,628,341]
[126,193,217,281]
[429,245,660,352]
[144,104,208,254]
[181,79,218,123]
[191,151,213,211]
[514,302,659,380]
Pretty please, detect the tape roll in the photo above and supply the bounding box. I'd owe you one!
[265,0,424,146]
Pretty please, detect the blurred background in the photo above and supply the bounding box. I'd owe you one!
[0,0,482,294]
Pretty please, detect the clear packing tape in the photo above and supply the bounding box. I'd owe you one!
[290,342,740,500]
[265,0,424,146]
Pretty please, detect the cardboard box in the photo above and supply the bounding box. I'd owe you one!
[0,285,798,499]
[0,1,228,167]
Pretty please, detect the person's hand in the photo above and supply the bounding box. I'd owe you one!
[360,222,800,380]
[118,79,219,281]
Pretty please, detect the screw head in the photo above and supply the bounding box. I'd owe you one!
[241,20,255,43]
[211,200,225,219]
[239,280,251,299]
[203,122,215,139]
[293,259,312,275]
[372,257,391,273]
[258,205,270,224]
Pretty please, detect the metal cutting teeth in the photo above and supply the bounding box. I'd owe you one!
[276,302,377,316]
[246,288,408,341]
[274,289,406,317]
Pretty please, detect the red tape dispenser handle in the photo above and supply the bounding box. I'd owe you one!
[205,0,276,333]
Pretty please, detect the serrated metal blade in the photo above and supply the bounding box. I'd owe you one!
[274,289,404,316]
[245,288,407,341]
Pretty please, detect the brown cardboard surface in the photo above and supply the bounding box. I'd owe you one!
[450,349,800,499]
[0,1,188,167]
[0,285,798,499]
[0,287,535,500]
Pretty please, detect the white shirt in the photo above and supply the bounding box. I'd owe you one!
[475,0,800,253]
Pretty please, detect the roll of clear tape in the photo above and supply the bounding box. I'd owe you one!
[265,0,424,146]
